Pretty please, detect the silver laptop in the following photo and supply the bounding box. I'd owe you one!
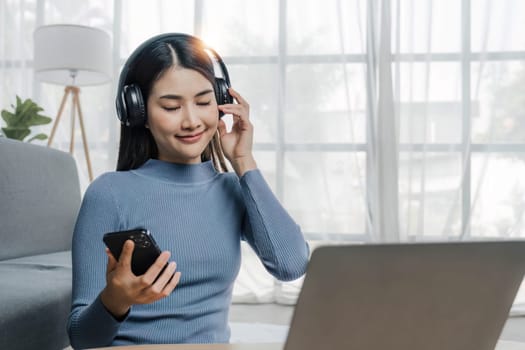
[284,241,525,350]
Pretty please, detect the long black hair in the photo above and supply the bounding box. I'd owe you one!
[116,33,227,172]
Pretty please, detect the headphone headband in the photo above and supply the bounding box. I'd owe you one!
[116,33,232,127]
[204,47,231,87]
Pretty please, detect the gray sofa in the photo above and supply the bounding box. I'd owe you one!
[0,137,80,349]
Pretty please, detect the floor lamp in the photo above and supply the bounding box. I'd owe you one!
[33,24,112,182]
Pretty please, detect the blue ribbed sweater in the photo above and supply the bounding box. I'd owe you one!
[67,159,309,349]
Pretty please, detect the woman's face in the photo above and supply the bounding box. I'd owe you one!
[146,66,219,164]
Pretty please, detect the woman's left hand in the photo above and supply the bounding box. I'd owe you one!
[217,88,257,176]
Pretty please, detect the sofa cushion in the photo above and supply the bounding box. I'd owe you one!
[0,138,81,260]
[4,250,71,267]
[0,251,72,350]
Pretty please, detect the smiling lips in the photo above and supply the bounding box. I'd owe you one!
[176,130,205,144]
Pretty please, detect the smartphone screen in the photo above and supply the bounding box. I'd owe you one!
[103,228,162,276]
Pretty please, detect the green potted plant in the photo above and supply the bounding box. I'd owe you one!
[1,96,52,142]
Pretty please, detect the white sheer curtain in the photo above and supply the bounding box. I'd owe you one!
[0,0,40,109]
[390,0,525,311]
[1,0,524,310]
[0,0,116,190]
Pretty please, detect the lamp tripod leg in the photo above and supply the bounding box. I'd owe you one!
[73,89,94,182]
[70,90,76,154]
[47,87,71,147]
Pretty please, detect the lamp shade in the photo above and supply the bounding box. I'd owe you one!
[34,24,112,86]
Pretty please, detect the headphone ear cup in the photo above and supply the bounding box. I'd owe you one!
[215,78,233,118]
[116,87,129,125]
[123,84,146,127]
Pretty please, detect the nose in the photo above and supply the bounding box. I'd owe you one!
[180,105,201,130]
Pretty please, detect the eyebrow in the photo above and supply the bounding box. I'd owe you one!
[159,89,214,100]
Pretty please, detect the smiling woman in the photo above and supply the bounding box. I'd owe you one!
[67,33,309,349]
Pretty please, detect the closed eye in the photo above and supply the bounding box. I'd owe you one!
[163,106,180,111]
[197,101,212,106]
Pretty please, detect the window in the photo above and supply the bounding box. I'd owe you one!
[2,0,524,241]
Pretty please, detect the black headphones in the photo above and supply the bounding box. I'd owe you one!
[116,33,233,127]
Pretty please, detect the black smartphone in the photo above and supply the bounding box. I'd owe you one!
[103,228,162,276]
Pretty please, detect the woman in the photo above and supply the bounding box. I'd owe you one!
[67,33,309,349]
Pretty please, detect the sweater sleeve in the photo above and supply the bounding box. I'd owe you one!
[239,169,310,281]
[67,175,126,349]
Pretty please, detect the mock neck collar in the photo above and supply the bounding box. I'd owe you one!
[131,159,218,184]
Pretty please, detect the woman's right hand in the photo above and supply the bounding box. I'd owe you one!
[100,240,182,319]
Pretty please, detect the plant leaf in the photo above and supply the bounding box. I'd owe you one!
[16,98,39,127]
[28,114,52,126]
[1,110,16,126]
[27,133,48,142]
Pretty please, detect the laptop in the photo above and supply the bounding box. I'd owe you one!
[284,241,525,350]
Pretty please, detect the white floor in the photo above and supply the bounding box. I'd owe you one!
[229,303,525,343]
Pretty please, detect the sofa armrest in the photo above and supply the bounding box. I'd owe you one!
[0,138,81,260]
